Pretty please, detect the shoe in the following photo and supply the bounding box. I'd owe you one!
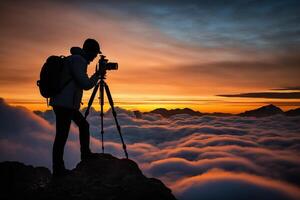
[81,151,99,161]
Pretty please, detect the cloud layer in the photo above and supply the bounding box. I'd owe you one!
[1,98,300,199]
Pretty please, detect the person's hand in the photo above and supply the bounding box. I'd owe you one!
[95,65,100,76]
[94,65,106,77]
[101,68,107,77]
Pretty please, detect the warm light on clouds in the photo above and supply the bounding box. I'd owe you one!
[172,170,300,200]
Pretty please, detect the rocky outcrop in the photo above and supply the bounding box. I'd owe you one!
[0,161,51,200]
[0,154,177,200]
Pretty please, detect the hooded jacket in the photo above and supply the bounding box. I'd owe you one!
[49,47,99,110]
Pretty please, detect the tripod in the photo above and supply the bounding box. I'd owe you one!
[84,64,128,159]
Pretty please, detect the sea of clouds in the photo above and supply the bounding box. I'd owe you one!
[1,97,300,200]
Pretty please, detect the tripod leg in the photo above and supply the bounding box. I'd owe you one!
[100,80,105,154]
[104,82,129,159]
[85,82,99,118]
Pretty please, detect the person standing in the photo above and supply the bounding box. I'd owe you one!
[50,39,101,177]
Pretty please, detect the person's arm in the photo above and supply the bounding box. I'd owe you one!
[69,55,99,90]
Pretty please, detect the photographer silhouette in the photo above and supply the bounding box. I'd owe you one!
[50,39,101,177]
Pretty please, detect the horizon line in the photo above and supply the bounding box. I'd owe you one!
[2,97,300,114]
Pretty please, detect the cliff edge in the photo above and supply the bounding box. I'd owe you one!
[0,153,177,200]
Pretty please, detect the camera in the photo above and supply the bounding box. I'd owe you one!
[99,55,118,70]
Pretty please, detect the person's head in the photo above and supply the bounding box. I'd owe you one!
[82,38,102,62]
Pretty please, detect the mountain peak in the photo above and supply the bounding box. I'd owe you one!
[264,104,279,109]
[239,104,284,117]
[0,153,177,200]
[257,104,283,112]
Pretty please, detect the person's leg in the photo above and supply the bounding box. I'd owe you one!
[72,110,91,156]
[52,106,73,174]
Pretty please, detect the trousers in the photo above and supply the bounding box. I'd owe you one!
[52,106,91,168]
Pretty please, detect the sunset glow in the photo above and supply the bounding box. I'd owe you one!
[1,1,300,199]
[1,0,299,113]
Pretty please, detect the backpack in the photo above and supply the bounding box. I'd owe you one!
[37,55,71,100]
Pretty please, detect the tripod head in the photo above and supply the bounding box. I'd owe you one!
[98,55,118,79]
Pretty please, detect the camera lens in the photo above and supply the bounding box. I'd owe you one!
[106,62,118,70]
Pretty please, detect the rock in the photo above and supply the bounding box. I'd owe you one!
[0,154,177,200]
[0,161,51,200]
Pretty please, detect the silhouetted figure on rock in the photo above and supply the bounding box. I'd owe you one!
[50,39,102,177]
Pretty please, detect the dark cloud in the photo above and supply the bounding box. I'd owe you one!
[0,98,52,139]
[271,87,300,91]
[81,0,300,51]
[226,101,300,107]
[0,98,54,167]
[0,98,83,168]
[217,92,300,99]
[137,53,300,91]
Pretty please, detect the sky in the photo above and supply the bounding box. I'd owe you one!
[1,2,300,199]
[0,0,300,113]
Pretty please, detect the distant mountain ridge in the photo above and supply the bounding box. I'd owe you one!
[144,104,300,118]
[145,108,203,118]
[34,105,300,120]
[285,107,300,116]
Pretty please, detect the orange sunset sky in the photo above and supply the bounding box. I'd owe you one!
[0,0,299,113]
